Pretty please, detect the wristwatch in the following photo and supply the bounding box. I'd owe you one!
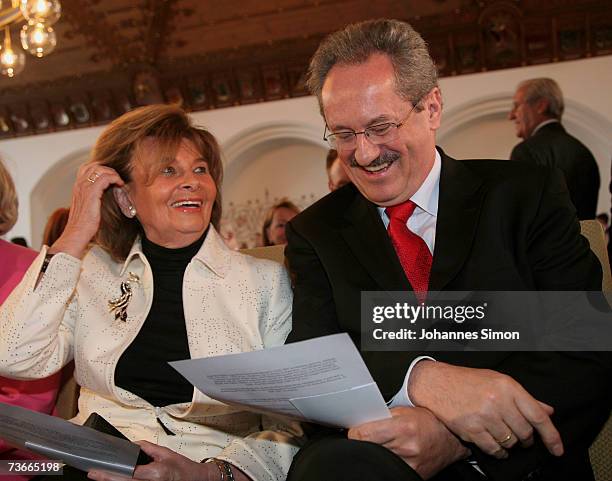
[204,458,235,481]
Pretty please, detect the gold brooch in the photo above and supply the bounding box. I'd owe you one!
[108,272,140,322]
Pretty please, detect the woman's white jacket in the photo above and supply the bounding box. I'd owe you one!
[0,227,302,481]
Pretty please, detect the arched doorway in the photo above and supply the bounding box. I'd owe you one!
[30,149,88,249]
[221,122,328,248]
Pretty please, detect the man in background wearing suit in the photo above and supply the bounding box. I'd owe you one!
[285,19,611,481]
[508,78,600,220]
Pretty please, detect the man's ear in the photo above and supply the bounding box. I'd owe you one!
[535,98,549,116]
[113,187,134,218]
[428,87,443,130]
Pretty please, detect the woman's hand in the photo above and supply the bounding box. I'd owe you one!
[49,163,125,259]
[88,441,213,481]
[87,441,251,481]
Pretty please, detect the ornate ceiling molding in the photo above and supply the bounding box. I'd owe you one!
[0,0,610,139]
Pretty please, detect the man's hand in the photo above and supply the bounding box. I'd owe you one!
[408,361,564,459]
[87,441,251,481]
[348,406,471,479]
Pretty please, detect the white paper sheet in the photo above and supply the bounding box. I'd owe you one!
[0,402,141,476]
[170,333,391,428]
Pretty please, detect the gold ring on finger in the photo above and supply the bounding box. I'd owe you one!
[496,432,513,445]
[87,172,100,183]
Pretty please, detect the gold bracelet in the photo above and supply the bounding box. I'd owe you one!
[205,458,235,481]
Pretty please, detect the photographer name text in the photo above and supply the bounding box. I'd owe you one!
[372,328,520,341]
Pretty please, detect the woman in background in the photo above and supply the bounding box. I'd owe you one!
[42,207,70,246]
[0,105,301,481]
[261,199,300,246]
[0,159,61,481]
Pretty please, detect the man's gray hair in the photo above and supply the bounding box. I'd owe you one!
[518,78,565,120]
[307,18,438,113]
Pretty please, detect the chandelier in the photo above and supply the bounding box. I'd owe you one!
[0,0,61,78]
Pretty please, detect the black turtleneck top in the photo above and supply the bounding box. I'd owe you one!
[114,231,207,407]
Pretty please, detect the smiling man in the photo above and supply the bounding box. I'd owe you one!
[285,19,610,481]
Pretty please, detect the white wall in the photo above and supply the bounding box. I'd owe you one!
[1,55,610,246]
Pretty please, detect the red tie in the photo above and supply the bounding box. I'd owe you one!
[386,201,432,303]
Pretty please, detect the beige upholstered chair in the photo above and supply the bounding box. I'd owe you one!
[241,245,286,265]
[580,220,612,303]
[580,220,612,481]
[54,362,79,419]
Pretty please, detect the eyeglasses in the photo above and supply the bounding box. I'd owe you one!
[323,98,423,151]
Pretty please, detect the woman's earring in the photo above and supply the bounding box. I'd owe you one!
[128,205,137,218]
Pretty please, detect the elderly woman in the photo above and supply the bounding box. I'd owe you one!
[261,200,300,246]
[0,105,301,481]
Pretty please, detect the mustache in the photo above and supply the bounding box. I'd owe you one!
[349,150,401,168]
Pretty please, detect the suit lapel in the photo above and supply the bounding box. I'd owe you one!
[338,152,485,293]
[340,191,408,291]
[429,153,485,291]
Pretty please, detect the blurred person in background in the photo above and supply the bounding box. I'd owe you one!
[508,78,600,220]
[42,207,70,246]
[0,159,61,481]
[261,199,300,246]
[326,149,351,192]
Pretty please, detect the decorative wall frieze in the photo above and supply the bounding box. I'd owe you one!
[0,0,610,139]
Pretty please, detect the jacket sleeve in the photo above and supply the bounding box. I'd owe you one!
[284,221,343,343]
[216,260,304,481]
[0,247,80,379]
[510,141,539,164]
[472,168,612,480]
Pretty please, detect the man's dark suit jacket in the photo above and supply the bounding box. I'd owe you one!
[286,151,611,481]
[510,121,600,220]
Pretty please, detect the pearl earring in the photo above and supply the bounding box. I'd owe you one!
[128,205,137,218]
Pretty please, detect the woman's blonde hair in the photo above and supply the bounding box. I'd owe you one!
[92,104,223,261]
[0,159,18,236]
[261,199,300,247]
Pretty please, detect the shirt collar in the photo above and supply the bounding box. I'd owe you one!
[411,149,441,217]
[377,149,441,218]
[120,237,146,276]
[120,226,231,278]
[531,119,559,136]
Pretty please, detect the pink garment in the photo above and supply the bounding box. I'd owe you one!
[0,239,62,480]
[0,239,38,302]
